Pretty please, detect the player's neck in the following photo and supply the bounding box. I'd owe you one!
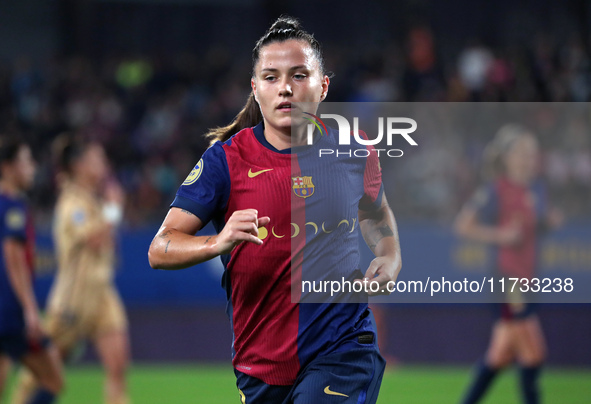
[263,124,307,151]
[505,172,530,186]
[0,178,21,196]
[72,175,97,194]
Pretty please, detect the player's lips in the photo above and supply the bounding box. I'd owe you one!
[276,102,293,110]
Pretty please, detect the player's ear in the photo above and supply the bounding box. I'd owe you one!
[319,75,329,101]
[251,78,259,103]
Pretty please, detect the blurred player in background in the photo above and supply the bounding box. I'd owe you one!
[0,138,63,404]
[13,136,130,404]
[149,16,401,404]
[454,124,563,404]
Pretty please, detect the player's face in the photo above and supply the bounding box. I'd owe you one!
[77,144,109,187]
[252,39,329,135]
[505,134,539,183]
[14,145,36,191]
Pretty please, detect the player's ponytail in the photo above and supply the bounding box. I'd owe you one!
[482,123,529,180]
[205,92,262,145]
[205,15,325,145]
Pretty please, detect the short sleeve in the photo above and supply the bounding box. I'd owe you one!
[359,142,384,211]
[54,195,102,246]
[466,183,498,224]
[171,142,231,224]
[1,204,27,242]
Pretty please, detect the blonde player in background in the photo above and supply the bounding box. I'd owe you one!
[13,135,130,404]
[455,125,562,404]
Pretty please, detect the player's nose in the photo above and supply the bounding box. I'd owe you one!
[279,80,293,97]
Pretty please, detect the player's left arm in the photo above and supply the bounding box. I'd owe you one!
[3,237,44,341]
[358,194,402,296]
[537,182,564,234]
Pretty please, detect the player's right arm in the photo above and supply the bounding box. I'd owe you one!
[149,142,270,270]
[454,185,520,246]
[3,238,43,341]
[148,208,269,270]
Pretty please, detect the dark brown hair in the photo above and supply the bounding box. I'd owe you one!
[0,136,28,179]
[52,133,91,177]
[205,16,325,144]
[0,136,26,166]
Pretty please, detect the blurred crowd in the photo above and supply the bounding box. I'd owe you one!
[2,26,590,226]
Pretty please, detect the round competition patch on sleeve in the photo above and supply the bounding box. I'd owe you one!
[183,158,203,186]
[6,208,26,230]
[72,209,86,224]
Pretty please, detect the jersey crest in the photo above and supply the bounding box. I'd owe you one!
[6,208,25,230]
[292,176,315,198]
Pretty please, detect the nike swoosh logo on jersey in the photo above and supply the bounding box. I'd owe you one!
[324,385,349,397]
[248,168,274,178]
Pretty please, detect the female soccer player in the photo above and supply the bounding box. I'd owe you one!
[0,138,63,404]
[13,137,130,404]
[149,16,401,403]
[455,124,562,404]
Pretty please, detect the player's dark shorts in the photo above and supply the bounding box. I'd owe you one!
[495,302,537,321]
[0,332,50,361]
[235,311,386,404]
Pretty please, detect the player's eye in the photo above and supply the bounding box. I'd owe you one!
[264,76,276,81]
[294,74,307,80]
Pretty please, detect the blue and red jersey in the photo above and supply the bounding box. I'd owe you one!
[172,122,383,385]
[0,192,35,335]
[469,176,548,279]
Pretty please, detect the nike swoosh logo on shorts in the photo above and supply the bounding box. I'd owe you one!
[324,385,349,397]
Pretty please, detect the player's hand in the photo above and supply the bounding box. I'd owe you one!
[24,308,44,343]
[213,209,271,255]
[355,255,401,296]
[546,207,564,230]
[104,178,125,206]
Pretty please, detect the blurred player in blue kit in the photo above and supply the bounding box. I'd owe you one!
[455,125,563,404]
[149,16,402,404]
[12,136,130,404]
[0,138,63,404]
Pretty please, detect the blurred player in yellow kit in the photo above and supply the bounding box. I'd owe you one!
[13,136,130,404]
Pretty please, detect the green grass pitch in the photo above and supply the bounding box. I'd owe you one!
[4,364,590,403]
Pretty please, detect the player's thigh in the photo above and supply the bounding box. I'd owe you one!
[93,289,129,373]
[291,347,386,404]
[513,316,546,366]
[45,310,88,357]
[486,320,516,368]
[234,370,291,404]
[21,344,63,392]
[93,288,128,338]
